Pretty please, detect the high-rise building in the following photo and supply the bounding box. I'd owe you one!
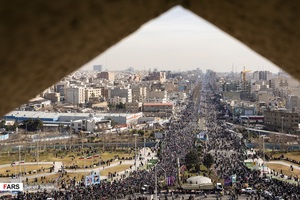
[65,87,85,104]
[85,88,102,102]
[253,71,272,81]
[109,87,132,103]
[93,65,102,71]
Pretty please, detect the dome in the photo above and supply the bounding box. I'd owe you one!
[186,176,212,184]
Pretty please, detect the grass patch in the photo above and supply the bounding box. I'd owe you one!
[266,163,300,177]
[0,164,52,176]
[100,164,131,176]
[147,159,158,165]
[0,150,133,167]
[271,152,300,162]
[25,164,132,185]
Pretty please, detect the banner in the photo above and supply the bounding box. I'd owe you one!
[196,131,207,141]
[252,160,259,170]
[224,178,232,187]
[166,176,176,186]
[85,175,93,186]
[261,166,268,173]
[231,174,237,183]
[93,174,100,184]
[86,173,101,186]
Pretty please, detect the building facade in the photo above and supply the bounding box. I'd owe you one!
[109,87,132,103]
[97,72,115,81]
[85,88,101,102]
[44,92,60,103]
[143,103,174,118]
[264,110,299,133]
[65,87,85,104]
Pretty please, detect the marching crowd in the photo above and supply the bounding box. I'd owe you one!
[7,71,300,200]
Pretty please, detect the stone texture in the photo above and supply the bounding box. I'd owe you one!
[0,0,299,116]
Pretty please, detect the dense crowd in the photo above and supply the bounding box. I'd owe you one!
[7,71,300,200]
[201,71,300,200]
[11,79,201,200]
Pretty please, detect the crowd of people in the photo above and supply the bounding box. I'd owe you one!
[11,79,201,200]
[201,71,300,199]
[6,71,300,200]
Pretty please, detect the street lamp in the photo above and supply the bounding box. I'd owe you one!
[154,163,167,200]
[17,145,23,183]
[281,116,284,133]
[133,134,138,171]
[154,166,158,200]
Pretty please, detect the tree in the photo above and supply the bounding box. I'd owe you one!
[116,102,125,110]
[19,119,43,132]
[203,153,214,169]
[138,130,144,136]
[185,150,201,171]
[0,120,5,128]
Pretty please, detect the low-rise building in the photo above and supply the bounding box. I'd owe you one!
[126,102,142,113]
[44,92,60,103]
[143,102,173,118]
[264,109,299,133]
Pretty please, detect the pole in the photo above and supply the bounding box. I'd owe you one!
[19,146,21,183]
[177,157,180,187]
[154,166,157,200]
[135,134,137,171]
[143,134,146,157]
[37,141,39,165]
[281,117,284,133]
[263,137,265,161]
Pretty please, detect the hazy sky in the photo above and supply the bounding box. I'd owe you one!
[81,6,281,73]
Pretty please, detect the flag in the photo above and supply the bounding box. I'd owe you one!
[86,156,92,159]
[261,166,268,173]
[93,154,99,158]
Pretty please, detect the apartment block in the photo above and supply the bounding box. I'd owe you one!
[65,87,85,104]
[264,110,299,133]
[85,88,101,102]
[109,87,132,103]
[126,102,142,113]
[97,72,115,81]
[142,102,174,118]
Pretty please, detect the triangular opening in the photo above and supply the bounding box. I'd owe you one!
[81,6,280,72]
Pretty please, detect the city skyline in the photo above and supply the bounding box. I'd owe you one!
[81,6,281,73]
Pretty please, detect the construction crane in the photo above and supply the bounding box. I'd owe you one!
[241,66,251,91]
